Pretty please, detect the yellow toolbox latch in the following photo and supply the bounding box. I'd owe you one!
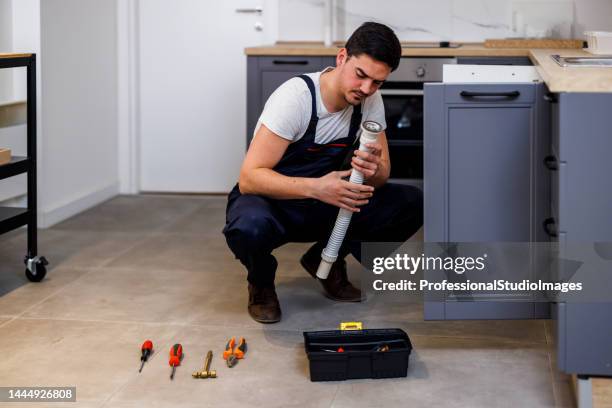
[339,322,363,331]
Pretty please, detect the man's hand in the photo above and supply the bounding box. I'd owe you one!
[351,143,383,180]
[311,169,374,212]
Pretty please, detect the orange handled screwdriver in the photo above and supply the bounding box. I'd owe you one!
[169,343,183,380]
[139,340,153,373]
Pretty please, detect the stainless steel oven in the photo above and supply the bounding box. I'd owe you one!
[381,57,456,187]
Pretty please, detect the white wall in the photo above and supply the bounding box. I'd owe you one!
[11,0,40,100]
[0,0,37,204]
[0,0,13,102]
[278,0,612,42]
[39,0,119,227]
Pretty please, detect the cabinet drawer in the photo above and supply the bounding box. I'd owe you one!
[444,84,536,104]
[257,56,323,71]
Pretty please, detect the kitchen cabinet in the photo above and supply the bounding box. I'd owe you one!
[246,56,336,146]
[423,81,551,320]
[550,93,612,376]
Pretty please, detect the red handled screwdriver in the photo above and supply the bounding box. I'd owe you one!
[139,340,153,373]
[169,343,183,380]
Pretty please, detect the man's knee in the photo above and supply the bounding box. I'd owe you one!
[224,212,278,254]
[378,183,423,217]
[400,185,423,224]
[370,183,423,238]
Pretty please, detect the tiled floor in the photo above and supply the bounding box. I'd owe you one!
[0,195,575,407]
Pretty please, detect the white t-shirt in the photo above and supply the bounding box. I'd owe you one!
[252,67,386,145]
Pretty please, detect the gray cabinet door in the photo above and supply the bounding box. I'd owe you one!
[424,82,550,320]
[246,56,327,146]
[551,93,612,376]
[447,105,531,241]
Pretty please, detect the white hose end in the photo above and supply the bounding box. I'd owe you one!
[316,260,333,280]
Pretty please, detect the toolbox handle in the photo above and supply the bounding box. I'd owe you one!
[309,339,407,348]
[339,322,363,331]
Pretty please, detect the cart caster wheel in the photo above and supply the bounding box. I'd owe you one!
[24,256,49,282]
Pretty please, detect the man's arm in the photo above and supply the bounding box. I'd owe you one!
[238,124,314,199]
[239,124,374,212]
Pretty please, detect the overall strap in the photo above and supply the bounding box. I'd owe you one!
[347,101,363,146]
[297,75,318,140]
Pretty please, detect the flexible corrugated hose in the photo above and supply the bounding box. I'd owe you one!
[316,120,382,279]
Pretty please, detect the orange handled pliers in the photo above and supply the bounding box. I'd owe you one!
[223,337,247,368]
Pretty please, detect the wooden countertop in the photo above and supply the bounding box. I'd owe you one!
[245,43,612,93]
[529,49,612,93]
[0,53,33,59]
[245,43,529,57]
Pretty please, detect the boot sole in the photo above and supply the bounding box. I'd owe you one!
[249,313,281,324]
[248,311,281,324]
[300,256,362,303]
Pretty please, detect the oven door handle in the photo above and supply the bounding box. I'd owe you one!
[379,89,424,96]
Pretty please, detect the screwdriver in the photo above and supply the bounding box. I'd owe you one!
[169,343,183,380]
[139,340,153,373]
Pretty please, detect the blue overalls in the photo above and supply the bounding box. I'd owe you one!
[223,75,423,287]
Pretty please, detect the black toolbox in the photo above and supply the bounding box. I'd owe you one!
[303,328,412,382]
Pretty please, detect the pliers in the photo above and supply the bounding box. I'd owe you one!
[223,337,247,368]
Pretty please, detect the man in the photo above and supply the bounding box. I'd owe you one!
[223,22,423,323]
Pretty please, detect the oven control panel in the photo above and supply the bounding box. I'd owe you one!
[387,58,457,83]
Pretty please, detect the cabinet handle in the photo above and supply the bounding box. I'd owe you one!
[543,218,559,238]
[543,93,558,103]
[459,90,520,99]
[543,155,558,171]
[235,6,263,13]
[272,60,309,65]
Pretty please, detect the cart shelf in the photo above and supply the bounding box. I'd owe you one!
[0,207,29,235]
[0,156,29,181]
[0,54,48,282]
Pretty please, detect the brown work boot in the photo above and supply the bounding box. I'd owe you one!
[248,283,281,323]
[300,247,362,302]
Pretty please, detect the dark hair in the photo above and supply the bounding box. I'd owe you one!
[345,22,401,72]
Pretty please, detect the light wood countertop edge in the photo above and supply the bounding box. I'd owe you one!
[0,53,33,59]
[245,44,612,93]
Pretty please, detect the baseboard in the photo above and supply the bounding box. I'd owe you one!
[39,182,119,228]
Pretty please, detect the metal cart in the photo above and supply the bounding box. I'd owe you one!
[0,53,48,281]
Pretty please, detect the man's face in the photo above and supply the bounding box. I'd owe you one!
[336,50,391,105]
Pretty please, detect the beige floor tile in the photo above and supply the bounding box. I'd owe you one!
[52,195,207,233]
[37,230,151,269]
[106,233,237,271]
[21,265,241,324]
[162,199,228,236]
[186,275,550,349]
[0,267,89,317]
[108,326,337,408]
[0,402,103,408]
[102,402,203,408]
[551,377,576,408]
[0,319,180,403]
[188,274,372,331]
[332,335,557,408]
[0,195,571,408]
